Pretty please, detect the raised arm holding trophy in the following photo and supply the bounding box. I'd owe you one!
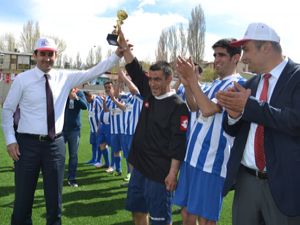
[107,9,128,46]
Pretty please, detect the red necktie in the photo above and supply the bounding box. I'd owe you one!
[44,74,56,140]
[254,73,271,171]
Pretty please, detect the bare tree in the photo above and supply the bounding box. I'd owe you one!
[0,36,5,50]
[62,55,70,69]
[86,47,95,68]
[187,4,206,63]
[6,33,18,52]
[95,46,102,62]
[155,29,168,61]
[178,23,187,57]
[156,23,189,63]
[74,52,82,69]
[48,36,66,56]
[167,26,179,63]
[0,33,18,51]
[19,20,40,53]
[106,48,114,58]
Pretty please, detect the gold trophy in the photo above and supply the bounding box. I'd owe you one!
[107,10,128,46]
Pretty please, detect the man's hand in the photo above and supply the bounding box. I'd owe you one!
[100,95,106,102]
[164,171,177,192]
[7,143,20,161]
[216,82,251,117]
[69,88,78,100]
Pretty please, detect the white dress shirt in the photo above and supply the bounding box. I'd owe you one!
[2,53,120,145]
[241,57,288,171]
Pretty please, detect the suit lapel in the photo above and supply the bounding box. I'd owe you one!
[248,74,261,96]
[270,60,293,104]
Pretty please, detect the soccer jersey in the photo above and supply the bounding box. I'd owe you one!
[109,94,127,135]
[123,93,143,135]
[87,95,102,133]
[176,82,210,102]
[176,83,211,139]
[97,96,112,129]
[184,74,245,178]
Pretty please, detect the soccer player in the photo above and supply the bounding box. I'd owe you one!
[173,39,245,225]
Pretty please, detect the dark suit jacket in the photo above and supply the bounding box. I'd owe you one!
[223,59,300,216]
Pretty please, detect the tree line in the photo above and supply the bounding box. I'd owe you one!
[0,4,216,80]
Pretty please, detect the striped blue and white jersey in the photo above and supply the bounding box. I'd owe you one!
[184,74,245,178]
[176,82,210,102]
[97,95,113,121]
[176,82,211,139]
[87,95,102,133]
[123,93,143,135]
[109,94,128,135]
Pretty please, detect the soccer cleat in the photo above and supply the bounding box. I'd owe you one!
[123,173,131,182]
[67,180,79,187]
[105,167,114,173]
[94,162,103,168]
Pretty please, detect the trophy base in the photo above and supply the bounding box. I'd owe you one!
[106,34,119,46]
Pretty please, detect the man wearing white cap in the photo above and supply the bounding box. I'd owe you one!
[1,37,122,225]
[217,23,300,225]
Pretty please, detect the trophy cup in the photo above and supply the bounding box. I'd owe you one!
[107,10,128,46]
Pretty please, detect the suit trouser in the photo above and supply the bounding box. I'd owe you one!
[232,166,300,225]
[11,134,66,225]
[63,130,80,181]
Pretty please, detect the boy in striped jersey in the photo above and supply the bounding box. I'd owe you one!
[84,91,103,165]
[104,80,126,176]
[84,91,111,168]
[118,69,143,185]
[173,39,245,225]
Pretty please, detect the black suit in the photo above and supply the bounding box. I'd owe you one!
[223,59,300,217]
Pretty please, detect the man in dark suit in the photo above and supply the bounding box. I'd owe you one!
[216,22,300,225]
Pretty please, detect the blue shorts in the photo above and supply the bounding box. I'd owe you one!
[120,134,133,159]
[89,132,98,145]
[173,162,225,221]
[126,169,173,225]
[110,134,122,153]
[98,124,111,146]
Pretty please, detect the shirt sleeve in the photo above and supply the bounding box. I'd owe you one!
[125,57,151,98]
[2,77,22,145]
[167,102,189,161]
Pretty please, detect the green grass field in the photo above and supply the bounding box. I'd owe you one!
[0,109,233,224]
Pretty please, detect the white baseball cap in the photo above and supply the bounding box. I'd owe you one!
[231,23,280,47]
[34,37,57,51]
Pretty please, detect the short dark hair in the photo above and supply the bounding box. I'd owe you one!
[104,80,113,86]
[83,90,91,97]
[149,61,173,78]
[212,38,241,57]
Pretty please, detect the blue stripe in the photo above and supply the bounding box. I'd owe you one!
[185,123,202,163]
[196,117,215,168]
[211,130,227,175]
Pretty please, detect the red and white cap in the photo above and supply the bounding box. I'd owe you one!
[34,37,57,51]
[231,23,280,47]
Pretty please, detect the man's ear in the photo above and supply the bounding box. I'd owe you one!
[232,54,241,64]
[167,75,173,83]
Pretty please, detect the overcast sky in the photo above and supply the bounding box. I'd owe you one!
[1,0,299,63]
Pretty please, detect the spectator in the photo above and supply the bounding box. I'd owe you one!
[63,88,87,187]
